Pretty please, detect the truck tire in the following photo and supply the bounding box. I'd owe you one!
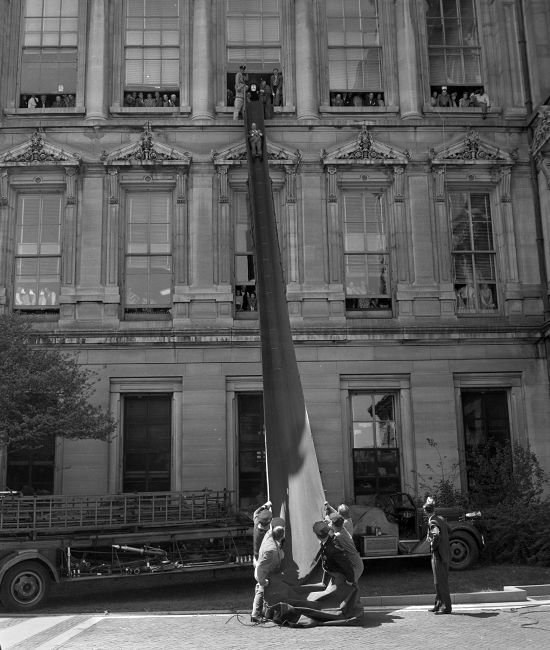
[0,561,51,611]
[449,531,479,571]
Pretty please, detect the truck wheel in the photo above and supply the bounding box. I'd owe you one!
[0,561,51,611]
[449,531,479,570]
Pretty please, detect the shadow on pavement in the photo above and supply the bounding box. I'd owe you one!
[452,612,499,618]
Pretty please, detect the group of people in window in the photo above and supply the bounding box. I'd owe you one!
[235,286,257,312]
[228,67,283,120]
[124,91,180,108]
[15,287,58,306]
[430,86,490,116]
[330,92,385,107]
[21,94,75,108]
[455,282,497,312]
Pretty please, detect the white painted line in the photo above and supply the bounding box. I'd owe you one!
[0,616,72,649]
[34,616,103,650]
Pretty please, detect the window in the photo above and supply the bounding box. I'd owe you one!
[237,393,266,509]
[327,0,383,108]
[14,194,62,312]
[19,0,79,108]
[6,437,56,495]
[450,192,498,313]
[123,0,181,107]
[233,192,257,315]
[426,0,482,99]
[343,192,390,312]
[226,0,282,104]
[461,390,511,491]
[123,395,172,492]
[351,392,400,501]
[124,191,172,318]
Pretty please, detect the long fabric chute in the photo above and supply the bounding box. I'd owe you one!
[244,102,325,580]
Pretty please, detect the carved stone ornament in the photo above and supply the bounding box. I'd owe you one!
[430,130,516,164]
[0,129,81,166]
[102,122,192,165]
[531,110,550,157]
[321,126,410,165]
[211,141,302,166]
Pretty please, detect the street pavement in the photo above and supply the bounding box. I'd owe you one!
[1,599,550,650]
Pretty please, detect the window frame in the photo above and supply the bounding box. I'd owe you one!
[453,373,525,492]
[13,192,64,315]
[341,189,392,315]
[121,187,175,320]
[110,0,191,114]
[317,0,397,113]
[448,190,500,315]
[109,378,183,493]
[340,375,413,504]
[215,0,294,114]
[13,0,87,114]
[425,0,482,91]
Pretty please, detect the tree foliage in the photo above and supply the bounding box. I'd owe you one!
[0,314,116,450]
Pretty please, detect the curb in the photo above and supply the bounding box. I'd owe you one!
[360,583,550,608]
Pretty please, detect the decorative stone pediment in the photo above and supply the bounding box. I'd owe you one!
[430,130,518,165]
[531,109,550,157]
[0,130,81,166]
[321,126,410,166]
[102,122,191,166]
[211,140,301,166]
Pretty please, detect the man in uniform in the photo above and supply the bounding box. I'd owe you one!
[233,65,248,120]
[252,500,272,564]
[251,521,285,623]
[424,496,452,614]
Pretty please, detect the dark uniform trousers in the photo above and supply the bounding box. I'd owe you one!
[432,550,451,613]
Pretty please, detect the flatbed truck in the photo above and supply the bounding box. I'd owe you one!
[0,489,252,611]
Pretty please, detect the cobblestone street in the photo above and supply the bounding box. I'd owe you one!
[1,602,550,650]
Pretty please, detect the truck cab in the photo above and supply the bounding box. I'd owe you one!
[350,493,484,570]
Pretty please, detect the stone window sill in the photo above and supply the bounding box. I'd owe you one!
[5,108,85,116]
[423,105,501,117]
[216,105,295,116]
[320,105,399,114]
[110,106,191,115]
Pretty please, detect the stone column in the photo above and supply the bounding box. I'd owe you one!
[191,0,214,120]
[396,0,421,119]
[85,0,107,121]
[295,0,319,120]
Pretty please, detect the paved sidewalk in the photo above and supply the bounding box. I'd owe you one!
[2,600,550,650]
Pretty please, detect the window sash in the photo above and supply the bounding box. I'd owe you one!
[124,0,181,88]
[329,47,382,91]
[450,192,498,312]
[125,192,172,306]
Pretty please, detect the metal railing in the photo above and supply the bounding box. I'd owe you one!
[0,489,235,536]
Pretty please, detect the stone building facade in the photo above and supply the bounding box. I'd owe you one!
[0,0,550,507]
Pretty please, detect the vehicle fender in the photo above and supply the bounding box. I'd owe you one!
[448,523,484,549]
[0,550,60,584]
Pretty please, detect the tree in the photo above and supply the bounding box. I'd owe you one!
[0,314,116,454]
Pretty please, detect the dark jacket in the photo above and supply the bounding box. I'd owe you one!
[320,536,355,583]
[428,514,451,564]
